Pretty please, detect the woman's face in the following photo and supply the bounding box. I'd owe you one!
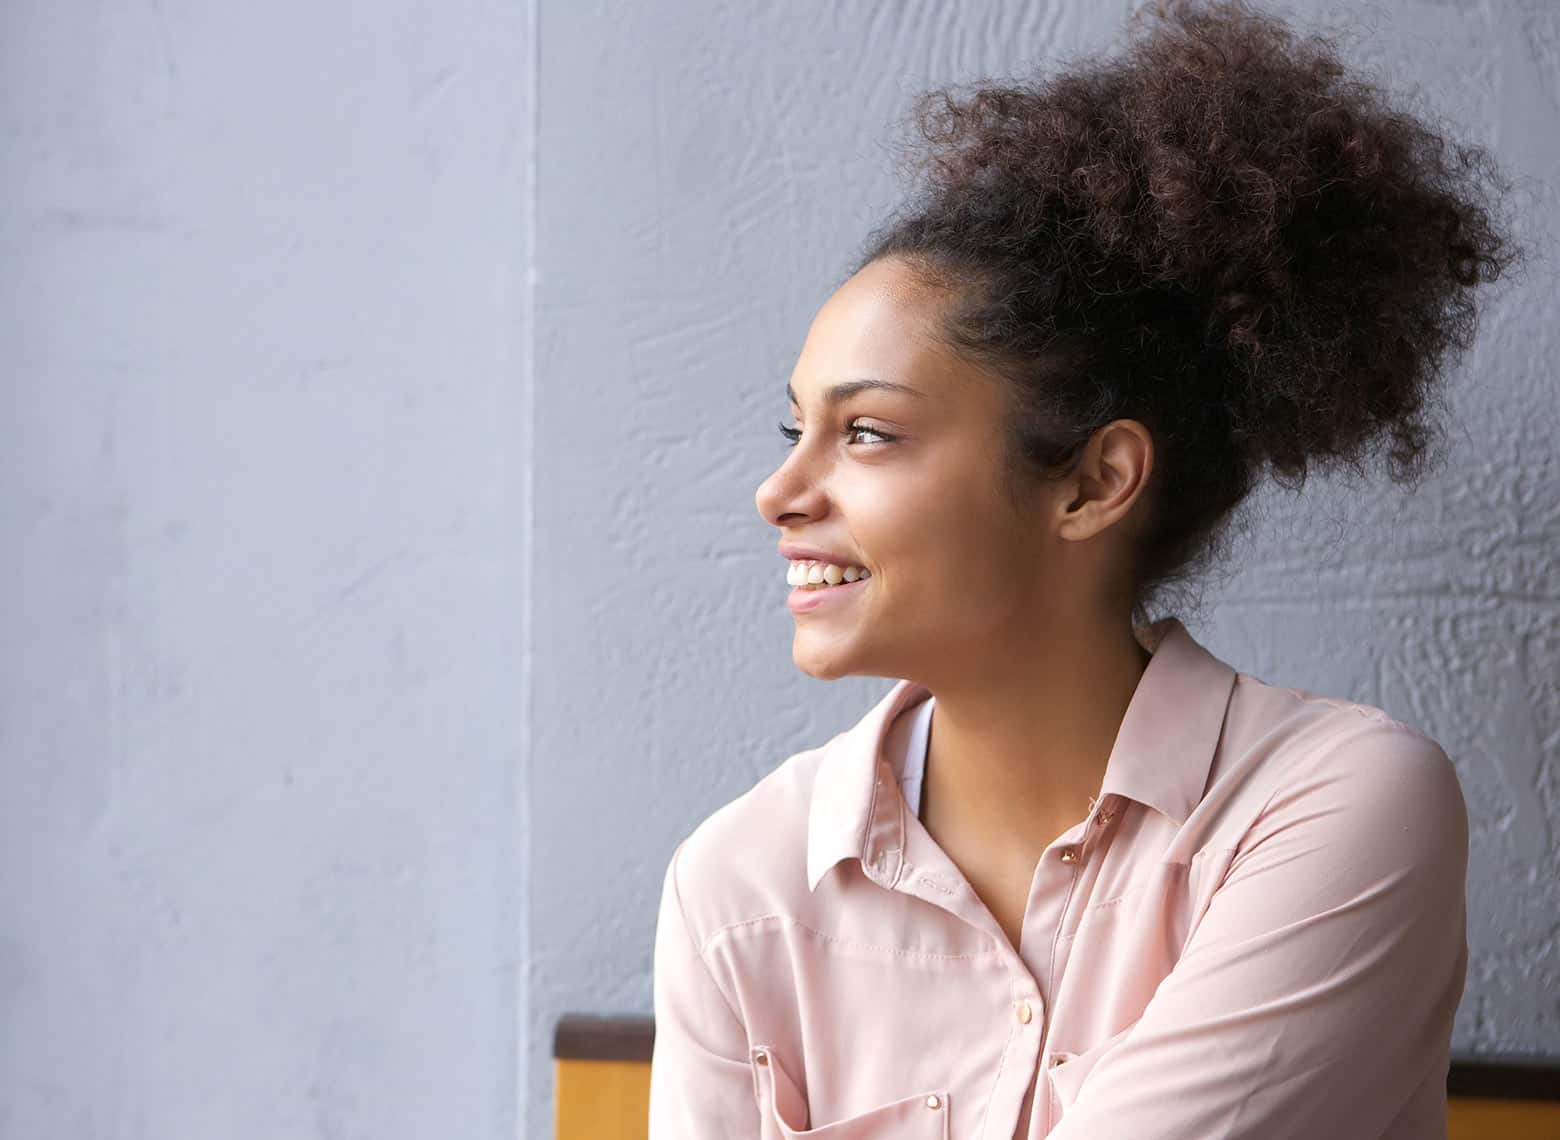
[755,257,1067,684]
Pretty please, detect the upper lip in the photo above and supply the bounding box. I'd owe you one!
[779,542,863,566]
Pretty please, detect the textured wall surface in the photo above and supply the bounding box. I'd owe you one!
[3,1,1555,1138]
[2,1,534,1137]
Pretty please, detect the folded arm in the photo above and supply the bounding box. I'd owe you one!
[1049,726,1469,1139]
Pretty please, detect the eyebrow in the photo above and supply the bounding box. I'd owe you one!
[786,378,927,408]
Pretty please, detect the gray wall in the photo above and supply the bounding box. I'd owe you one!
[2,1,534,1136]
[3,1,1555,1138]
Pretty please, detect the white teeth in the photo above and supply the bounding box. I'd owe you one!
[785,559,870,589]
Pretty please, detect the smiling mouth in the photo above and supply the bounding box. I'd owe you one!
[786,559,871,589]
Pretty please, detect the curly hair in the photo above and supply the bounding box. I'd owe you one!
[846,0,1524,627]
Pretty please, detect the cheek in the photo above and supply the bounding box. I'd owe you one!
[888,504,1025,603]
[850,453,1032,601]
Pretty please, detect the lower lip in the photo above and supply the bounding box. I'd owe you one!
[786,576,869,614]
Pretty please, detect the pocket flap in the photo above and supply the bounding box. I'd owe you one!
[751,1043,811,1131]
[749,1044,951,1138]
[1045,1020,1139,1115]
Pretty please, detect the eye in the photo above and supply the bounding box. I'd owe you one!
[776,420,897,448]
[845,420,894,445]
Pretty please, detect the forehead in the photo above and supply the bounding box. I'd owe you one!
[788,259,957,404]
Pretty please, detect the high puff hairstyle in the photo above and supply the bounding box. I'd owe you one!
[848,0,1524,628]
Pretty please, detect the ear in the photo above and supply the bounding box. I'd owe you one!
[1056,420,1155,542]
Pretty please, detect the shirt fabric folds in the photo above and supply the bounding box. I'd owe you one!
[648,616,1469,1139]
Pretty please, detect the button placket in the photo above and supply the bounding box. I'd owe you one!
[1061,795,1121,865]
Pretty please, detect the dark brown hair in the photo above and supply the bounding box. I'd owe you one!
[848,0,1524,626]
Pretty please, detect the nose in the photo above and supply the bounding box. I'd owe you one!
[755,451,824,529]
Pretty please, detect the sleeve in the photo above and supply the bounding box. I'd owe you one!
[1048,726,1470,1140]
[647,839,762,1139]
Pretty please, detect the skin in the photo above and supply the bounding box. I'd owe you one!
[754,255,1158,954]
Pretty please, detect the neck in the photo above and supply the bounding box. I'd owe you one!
[917,615,1152,858]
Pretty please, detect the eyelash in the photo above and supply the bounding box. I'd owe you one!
[777,419,895,448]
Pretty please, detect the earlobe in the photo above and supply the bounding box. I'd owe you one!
[1054,476,1109,542]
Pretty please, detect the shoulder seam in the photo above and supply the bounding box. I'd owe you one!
[1263,680,1434,741]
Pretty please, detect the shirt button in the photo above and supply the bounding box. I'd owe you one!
[1016,1001,1033,1024]
[1059,845,1080,863]
[753,1049,769,1066]
[925,1094,942,1110]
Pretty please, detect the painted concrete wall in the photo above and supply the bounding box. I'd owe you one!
[2,1,534,1136]
[3,1,1555,1138]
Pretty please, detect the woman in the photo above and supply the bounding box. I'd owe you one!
[649,2,1520,1137]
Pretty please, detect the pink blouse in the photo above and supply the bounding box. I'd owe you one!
[648,616,1469,1138]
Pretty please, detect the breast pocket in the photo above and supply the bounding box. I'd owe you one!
[748,1044,951,1139]
[1044,1019,1139,1118]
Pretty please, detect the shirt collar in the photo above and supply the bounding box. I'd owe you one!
[805,615,1238,893]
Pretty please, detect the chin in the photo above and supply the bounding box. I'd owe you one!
[791,639,860,682]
